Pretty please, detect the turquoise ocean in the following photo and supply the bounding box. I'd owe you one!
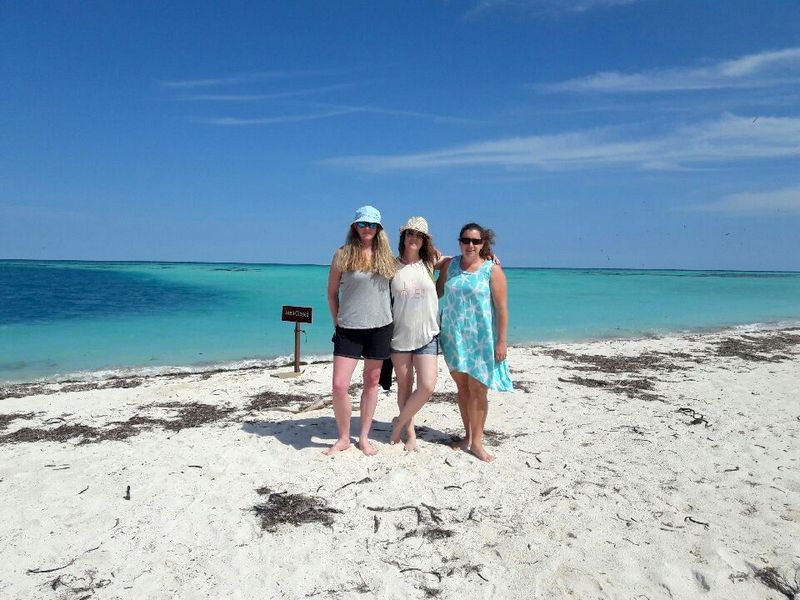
[2,260,800,383]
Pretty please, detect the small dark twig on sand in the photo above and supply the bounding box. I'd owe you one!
[677,407,711,428]
[367,505,423,524]
[27,559,76,574]
[684,516,710,529]
[336,477,373,492]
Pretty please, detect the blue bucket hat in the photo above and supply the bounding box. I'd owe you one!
[352,205,382,226]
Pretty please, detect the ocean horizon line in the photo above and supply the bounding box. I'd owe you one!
[2,258,799,275]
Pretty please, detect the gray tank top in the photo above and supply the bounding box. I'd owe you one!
[338,271,392,329]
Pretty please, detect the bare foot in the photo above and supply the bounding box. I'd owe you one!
[469,445,495,463]
[451,437,470,451]
[389,419,402,445]
[404,435,418,452]
[323,438,351,456]
[358,438,378,456]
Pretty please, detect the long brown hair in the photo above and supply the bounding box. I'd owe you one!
[398,230,436,271]
[335,225,397,279]
[459,222,496,260]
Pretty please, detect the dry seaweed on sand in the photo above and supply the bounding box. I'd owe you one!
[246,391,316,412]
[545,349,690,373]
[753,564,800,599]
[0,402,235,445]
[713,332,800,363]
[428,391,458,404]
[557,375,663,401]
[152,402,235,431]
[0,412,35,431]
[1,423,101,445]
[0,378,143,401]
[252,487,342,532]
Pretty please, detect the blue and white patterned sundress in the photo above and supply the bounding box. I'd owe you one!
[440,258,513,392]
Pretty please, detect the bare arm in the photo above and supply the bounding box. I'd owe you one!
[327,251,343,330]
[489,264,508,363]
[433,255,452,271]
[435,257,451,298]
[431,245,451,271]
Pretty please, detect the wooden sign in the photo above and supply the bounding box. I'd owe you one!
[281,305,312,323]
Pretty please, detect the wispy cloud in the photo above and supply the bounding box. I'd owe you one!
[325,113,800,171]
[302,102,482,125]
[538,47,800,93]
[465,0,639,19]
[689,185,800,215]
[194,103,478,126]
[160,69,347,89]
[180,84,356,101]
[194,109,359,126]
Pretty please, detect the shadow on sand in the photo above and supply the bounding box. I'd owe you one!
[242,416,451,451]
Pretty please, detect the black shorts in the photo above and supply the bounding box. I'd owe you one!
[333,323,393,360]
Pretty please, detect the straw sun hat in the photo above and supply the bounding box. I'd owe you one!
[398,216,429,236]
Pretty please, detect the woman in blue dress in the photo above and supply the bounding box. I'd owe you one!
[436,223,512,462]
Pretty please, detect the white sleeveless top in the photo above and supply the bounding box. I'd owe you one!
[390,259,440,351]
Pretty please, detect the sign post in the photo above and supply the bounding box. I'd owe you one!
[280,305,313,376]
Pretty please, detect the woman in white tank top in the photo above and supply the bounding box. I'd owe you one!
[389,216,444,451]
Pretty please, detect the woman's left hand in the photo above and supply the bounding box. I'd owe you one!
[495,340,507,363]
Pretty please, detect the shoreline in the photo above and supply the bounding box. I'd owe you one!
[3,318,800,387]
[1,325,799,598]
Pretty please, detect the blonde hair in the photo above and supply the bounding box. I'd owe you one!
[335,226,397,279]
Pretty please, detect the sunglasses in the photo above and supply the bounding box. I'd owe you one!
[404,229,427,238]
[355,222,379,229]
[459,237,483,246]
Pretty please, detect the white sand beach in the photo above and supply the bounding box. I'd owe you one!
[1,326,799,599]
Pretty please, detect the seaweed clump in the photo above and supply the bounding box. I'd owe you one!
[246,391,316,412]
[753,565,800,599]
[0,402,235,445]
[0,412,35,431]
[557,375,663,401]
[714,332,800,363]
[252,487,342,532]
[544,349,690,373]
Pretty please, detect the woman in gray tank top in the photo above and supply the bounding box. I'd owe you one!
[325,205,397,456]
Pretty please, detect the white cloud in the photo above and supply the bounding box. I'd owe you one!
[194,103,476,126]
[325,113,800,171]
[160,69,344,89]
[181,84,355,101]
[194,109,358,126]
[539,47,800,93]
[690,185,800,215]
[301,101,481,125]
[465,0,639,19]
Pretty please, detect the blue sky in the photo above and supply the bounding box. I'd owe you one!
[2,0,799,269]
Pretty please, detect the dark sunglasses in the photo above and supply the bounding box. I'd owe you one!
[459,237,483,245]
[356,222,378,229]
[404,229,427,238]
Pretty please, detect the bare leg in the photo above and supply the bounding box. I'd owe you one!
[325,355,359,455]
[357,359,383,456]
[390,353,413,445]
[466,376,493,462]
[449,371,472,451]
[392,354,437,451]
